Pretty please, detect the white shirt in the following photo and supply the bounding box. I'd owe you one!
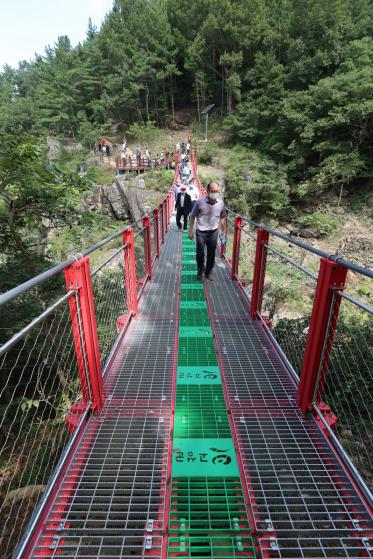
[180,193,185,207]
[188,186,199,202]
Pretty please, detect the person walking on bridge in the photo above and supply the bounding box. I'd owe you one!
[188,181,226,281]
[175,185,192,230]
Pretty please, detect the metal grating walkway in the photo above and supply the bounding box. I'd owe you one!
[205,255,373,558]
[23,218,373,559]
[28,224,182,559]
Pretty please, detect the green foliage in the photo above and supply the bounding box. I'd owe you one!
[0,131,90,271]
[0,0,371,218]
[87,165,114,185]
[198,142,219,165]
[224,149,290,219]
[127,121,163,145]
[298,212,339,236]
[144,169,174,192]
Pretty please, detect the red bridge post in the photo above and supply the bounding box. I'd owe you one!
[65,258,103,412]
[168,193,173,221]
[160,203,165,244]
[123,227,138,316]
[250,228,269,319]
[143,215,152,280]
[153,208,160,257]
[297,258,347,414]
[231,216,243,280]
[164,199,169,235]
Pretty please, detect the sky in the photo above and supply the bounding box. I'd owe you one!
[0,0,114,69]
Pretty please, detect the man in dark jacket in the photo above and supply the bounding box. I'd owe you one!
[175,186,192,230]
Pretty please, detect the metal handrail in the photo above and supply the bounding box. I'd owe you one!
[0,207,166,307]
[226,208,373,279]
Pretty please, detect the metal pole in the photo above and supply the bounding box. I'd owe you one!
[65,257,103,412]
[160,203,165,244]
[143,216,152,280]
[297,258,347,414]
[231,216,243,280]
[153,208,160,257]
[250,228,269,319]
[205,113,208,142]
[122,227,138,316]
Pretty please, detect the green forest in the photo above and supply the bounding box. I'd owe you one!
[1,0,373,207]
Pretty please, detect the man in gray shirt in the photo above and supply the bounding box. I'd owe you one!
[188,181,227,281]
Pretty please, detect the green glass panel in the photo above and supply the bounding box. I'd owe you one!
[177,366,221,385]
[178,326,213,337]
[169,477,251,534]
[179,301,207,309]
[172,439,239,477]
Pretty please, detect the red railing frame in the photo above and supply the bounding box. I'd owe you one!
[122,227,139,316]
[231,216,243,280]
[250,228,270,319]
[65,257,104,412]
[153,208,160,258]
[160,202,165,244]
[297,258,347,414]
[143,215,153,280]
[164,199,169,235]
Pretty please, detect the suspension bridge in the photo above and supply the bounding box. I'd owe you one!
[0,151,372,559]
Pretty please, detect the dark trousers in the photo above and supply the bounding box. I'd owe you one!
[176,207,189,229]
[196,229,218,276]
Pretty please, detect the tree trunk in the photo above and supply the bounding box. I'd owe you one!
[196,76,201,123]
[221,71,224,117]
[162,80,167,124]
[338,183,344,206]
[154,80,160,126]
[170,75,175,125]
[145,85,150,121]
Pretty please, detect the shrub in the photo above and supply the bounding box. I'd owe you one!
[198,142,219,164]
[298,212,338,236]
[127,121,162,145]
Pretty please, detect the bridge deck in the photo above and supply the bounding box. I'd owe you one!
[27,224,372,559]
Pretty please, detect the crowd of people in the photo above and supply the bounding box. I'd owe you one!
[118,137,175,169]
[173,140,199,231]
[174,137,227,282]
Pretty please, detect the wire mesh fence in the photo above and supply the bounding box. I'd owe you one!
[318,293,373,489]
[0,294,84,559]
[91,246,128,368]
[223,215,235,266]
[261,238,319,377]
[237,226,257,294]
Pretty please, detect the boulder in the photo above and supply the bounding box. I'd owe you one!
[47,136,61,161]
[299,227,320,239]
